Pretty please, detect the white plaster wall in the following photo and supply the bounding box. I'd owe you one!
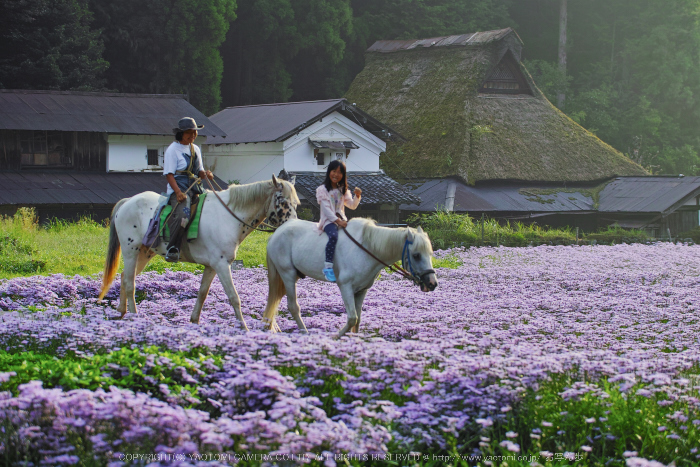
[107,135,201,172]
[283,112,385,173]
[201,111,386,183]
[203,142,284,184]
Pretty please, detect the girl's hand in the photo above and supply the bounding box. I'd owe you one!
[354,187,362,197]
[336,219,348,228]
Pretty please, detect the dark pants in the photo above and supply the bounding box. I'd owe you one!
[324,223,338,263]
[166,192,195,251]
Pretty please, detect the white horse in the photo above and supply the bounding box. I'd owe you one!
[262,218,438,337]
[98,176,299,329]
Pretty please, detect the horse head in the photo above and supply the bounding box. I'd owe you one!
[266,174,300,227]
[403,226,438,292]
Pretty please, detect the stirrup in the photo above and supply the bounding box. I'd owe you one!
[322,268,336,282]
[165,247,180,263]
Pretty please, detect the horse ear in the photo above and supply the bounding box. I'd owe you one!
[290,175,296,186]
[272,174,281,190]
[417,226,424,234]
[407,228,415,242]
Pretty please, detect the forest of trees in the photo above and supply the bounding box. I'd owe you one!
[2,0,699,175]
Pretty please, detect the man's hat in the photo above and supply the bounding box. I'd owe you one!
[173,117,204,133]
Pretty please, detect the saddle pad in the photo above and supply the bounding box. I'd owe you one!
[159,192,208,243]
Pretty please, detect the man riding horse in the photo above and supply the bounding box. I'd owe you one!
[163,117,214,262]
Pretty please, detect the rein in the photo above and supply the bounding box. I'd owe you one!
[340,227,422,286]
[204,177,278,233]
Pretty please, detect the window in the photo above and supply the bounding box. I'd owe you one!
[479,53,532,95]
[20,131,71,167]
[335,152,345,161]
[316,152,325,166]
[147,149,159,166]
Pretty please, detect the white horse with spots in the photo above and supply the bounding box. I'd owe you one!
[262,218,438,337]
[99,176,299,328]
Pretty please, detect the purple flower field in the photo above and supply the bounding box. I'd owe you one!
[1,243,699,465]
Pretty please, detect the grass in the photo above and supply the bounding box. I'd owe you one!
[0,209,462,279]
[0,208,273,279]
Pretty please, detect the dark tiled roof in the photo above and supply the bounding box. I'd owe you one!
[0,172,227,205]
[598,176,700,213]
[0,90,226,137]
[206,99,405,144]
[400,178,595,212]
[402,176,700,215]
[289,171,420,207]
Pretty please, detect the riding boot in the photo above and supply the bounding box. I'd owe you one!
[165,218,187,262]
[165,218,188,262]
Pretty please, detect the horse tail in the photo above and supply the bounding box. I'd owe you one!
[262,253,286,332]
[98,198,127,300]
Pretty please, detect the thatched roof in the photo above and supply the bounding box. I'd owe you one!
[345,28,647,184]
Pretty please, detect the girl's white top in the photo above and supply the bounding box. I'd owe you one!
[316,185,361,233]
[162,141,204,194]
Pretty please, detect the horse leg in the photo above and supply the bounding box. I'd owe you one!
[135,246,153,275]
[351,288,369,333]
[337,283,358,338]
[214,263,249,331]
[190,266,216,324]
[113,248,139,319]
[284,279,308,334]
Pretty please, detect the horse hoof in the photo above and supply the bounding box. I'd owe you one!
[108,315,124,320]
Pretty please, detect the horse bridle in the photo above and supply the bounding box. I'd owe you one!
[401,238,436,288]
[204,177,286,233]
[341,227,433,288]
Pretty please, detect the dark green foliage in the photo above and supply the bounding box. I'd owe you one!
[0,0,107,90]
[89,0,236,114]
[518,0,700,176]
[221,0,353,106]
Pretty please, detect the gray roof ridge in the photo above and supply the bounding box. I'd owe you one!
[367,27,519,52]
[223,98,345,110]
[0,89,188,99]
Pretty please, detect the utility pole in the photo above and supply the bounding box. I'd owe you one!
[557,0,568,109]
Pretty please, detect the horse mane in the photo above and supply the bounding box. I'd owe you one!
[225,179,299,208]
[357,218,433,257]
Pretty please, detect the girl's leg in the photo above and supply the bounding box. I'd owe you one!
[323,223,338,281]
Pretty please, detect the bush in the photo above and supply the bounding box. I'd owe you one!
[0,210,46,273]
[584,226,649,244]
[408,211,653,249]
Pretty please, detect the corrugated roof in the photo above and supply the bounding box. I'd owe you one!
[206,99,405,145]
[400,178,595,213]
[290,171,420,207]
[598,176,700,213]
[0,90,227,137]
[366,28,520,53]
[0,171,227,205]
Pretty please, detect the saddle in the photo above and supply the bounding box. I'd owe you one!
[142,193,207,248]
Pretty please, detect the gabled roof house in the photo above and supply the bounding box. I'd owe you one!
[345,28,700,235]
[203,99,419,224]
[0,89,226,220]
